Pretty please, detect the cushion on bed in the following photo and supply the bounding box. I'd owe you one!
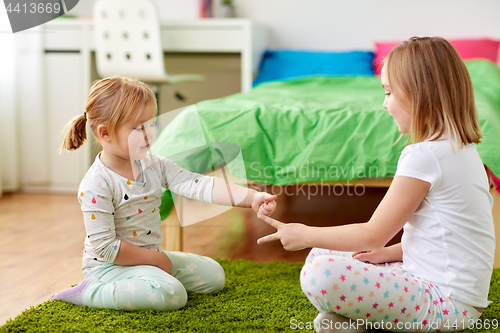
[253,50,375,87]
[373,38,500,75]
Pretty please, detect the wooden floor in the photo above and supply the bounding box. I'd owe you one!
[0,193,86,326]
[0,188,388,326]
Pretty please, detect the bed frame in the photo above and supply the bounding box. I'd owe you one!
[161,167,500,268]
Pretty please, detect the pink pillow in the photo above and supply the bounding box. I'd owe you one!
[373,38,500,75]
[487,167,500,195]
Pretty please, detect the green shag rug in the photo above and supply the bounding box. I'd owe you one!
[1,261,499,333]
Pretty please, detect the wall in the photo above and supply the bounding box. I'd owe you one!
[70,0,500,51]
[234,0,500,51]
[0,6,19,192]
[69,0,199,20]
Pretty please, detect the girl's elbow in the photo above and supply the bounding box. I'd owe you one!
[365,237,384,251]
[362,224,387,250]
[91,239,119,262]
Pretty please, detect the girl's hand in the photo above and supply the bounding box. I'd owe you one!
[155,252,173,275]
[257,214,309,251]
[251,192,277,216]
[258,201,276,216]
[352,249,388,264]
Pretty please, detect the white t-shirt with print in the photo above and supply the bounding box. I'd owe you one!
[78,151,214,269]
[395,138,495,308]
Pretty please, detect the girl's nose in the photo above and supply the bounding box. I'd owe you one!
[145,127,155,142]
[141,126,154,146]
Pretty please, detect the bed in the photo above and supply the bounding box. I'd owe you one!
[150,45,500,268]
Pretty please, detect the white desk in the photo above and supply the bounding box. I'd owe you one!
[20,18,266,193]
[42,18,266,92]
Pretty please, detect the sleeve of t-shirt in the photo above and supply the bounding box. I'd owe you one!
[78,174,121,263]
[394,144,442,191]
[156,155,214,203]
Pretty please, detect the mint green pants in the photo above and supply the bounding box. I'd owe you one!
[82,251,225,311]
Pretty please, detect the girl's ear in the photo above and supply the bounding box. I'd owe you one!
[97,124,111,142]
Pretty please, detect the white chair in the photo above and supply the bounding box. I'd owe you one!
[93,0,205,101]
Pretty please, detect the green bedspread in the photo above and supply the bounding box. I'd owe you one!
[151,60,500,219]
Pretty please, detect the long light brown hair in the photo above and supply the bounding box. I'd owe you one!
[384,36,482,148]
[60,76,157,153]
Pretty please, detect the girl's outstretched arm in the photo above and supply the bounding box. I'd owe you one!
[158,156,277,216]
[212,178,277,216]
[257,176,430,252]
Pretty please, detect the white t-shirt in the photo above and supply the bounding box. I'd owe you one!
[78,151,214,269]
[395,138,495,308]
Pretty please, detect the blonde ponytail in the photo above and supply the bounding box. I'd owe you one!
[59,112,87,154]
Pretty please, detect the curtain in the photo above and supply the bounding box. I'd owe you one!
[0,9,19,195]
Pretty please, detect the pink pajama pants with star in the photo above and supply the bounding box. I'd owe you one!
[300,248,483,332]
